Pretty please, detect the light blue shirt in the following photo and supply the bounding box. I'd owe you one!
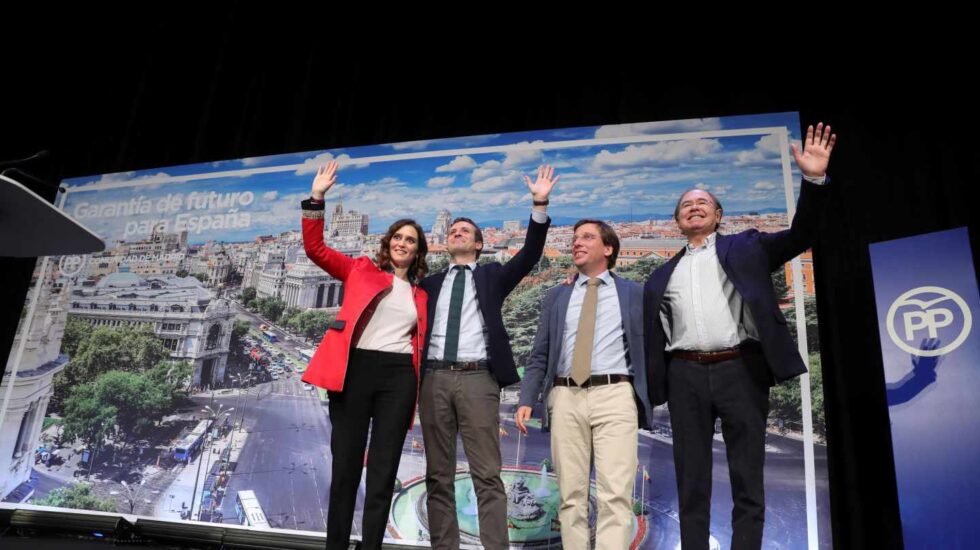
[558,270,631,377]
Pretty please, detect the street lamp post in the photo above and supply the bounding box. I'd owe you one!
[86,421,109,481]
[230,373,249,431]
[237,375,254,433]
[112,479,146,514]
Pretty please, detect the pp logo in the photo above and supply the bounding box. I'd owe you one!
[886,286,973,357]
[58,255,88,278]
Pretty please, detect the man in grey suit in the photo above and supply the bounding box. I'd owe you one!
[516,219,653,549]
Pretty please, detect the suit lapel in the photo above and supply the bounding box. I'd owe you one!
[655,248,686,295]
[471,263,484,305]
[611,272,633,349]
[426,270,449,325]
[552,282,574,359]
[715,233,733,267]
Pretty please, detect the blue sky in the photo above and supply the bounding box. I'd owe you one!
[63,112,805,244]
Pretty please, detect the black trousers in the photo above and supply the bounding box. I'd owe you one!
[326,348,416,550]
[667,350,771,550]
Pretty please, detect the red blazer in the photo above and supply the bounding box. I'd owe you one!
[298,209,428,392]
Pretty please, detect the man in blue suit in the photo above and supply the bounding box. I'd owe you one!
[516,219,653,549]
[419,165,559,550]
[644,123,836,550]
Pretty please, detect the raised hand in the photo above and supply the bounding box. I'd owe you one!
[311,160,339,200]
[524,164,560,202]
[791,122,836,177]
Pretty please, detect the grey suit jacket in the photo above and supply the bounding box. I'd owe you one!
[518,271,653,431]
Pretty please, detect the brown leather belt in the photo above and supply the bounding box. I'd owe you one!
[554,374,633,388]
[425,359,488,371]
[671,343,760,364]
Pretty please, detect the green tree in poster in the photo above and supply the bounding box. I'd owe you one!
[54,325,170,409]
[60,317,93,357]
[34,483,116,512]
[63,369,179,446]
[288,310,335,341]
[94,371,172,438]
[60,384,116,450]
[768,353,825,437]
[146,360,193,395]
[279,307,302,327]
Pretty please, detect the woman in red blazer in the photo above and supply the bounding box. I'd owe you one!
[299,161,428,550]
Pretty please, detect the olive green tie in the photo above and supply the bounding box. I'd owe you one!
[571,278,600,386]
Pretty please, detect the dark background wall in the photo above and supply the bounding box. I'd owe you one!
[2,10,976,549]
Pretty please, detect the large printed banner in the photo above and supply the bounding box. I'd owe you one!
[2,112,829,548]
[870,227,980,549]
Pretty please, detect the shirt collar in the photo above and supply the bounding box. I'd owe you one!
[685,232,717,253]
[577,269,612,287]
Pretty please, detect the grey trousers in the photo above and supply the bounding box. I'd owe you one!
[419,368,508,550]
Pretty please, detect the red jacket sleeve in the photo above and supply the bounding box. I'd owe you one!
[301,199,355,281]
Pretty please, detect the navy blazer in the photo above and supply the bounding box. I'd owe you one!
[643,179,830,406]
[519,272,654,431]
[420,214,550,388]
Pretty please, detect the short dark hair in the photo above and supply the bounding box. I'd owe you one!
[573,219,620,270]
[450,217,484,259]
[673,188,723,231]
[376,219,429,282]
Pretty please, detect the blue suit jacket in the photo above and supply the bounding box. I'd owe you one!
[518,272,654,431]
[420,214,550,388]
[643,179,830,406]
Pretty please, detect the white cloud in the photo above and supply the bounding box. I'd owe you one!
[601,195,633,208]
[502,141,545,168]
[471,172,521,192]
[742,184,784,202]
[372,176,404,187]
[594,118,724,139]
[471,160,504,182]
[427,176,455,188]
[551,189,591,206]
[261,191,279,201]
[756,134,782,154]
[691,182,733,196]
[487,192,521,207]
[67,171,175,191]
[435,155,478,172]
[592,139,723,170]
[736,134,784,165]
[295,152,369,175]
[242,192,312,229]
